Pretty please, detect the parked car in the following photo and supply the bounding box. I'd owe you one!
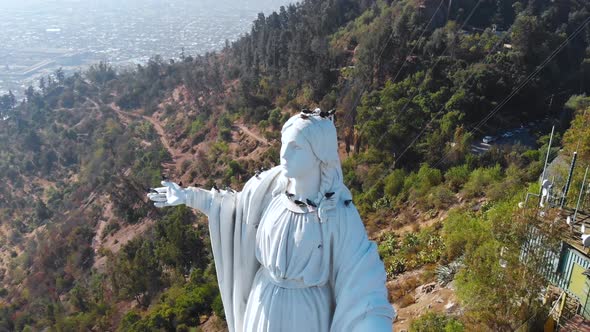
[482,135,495,144]
[502,131,514,138]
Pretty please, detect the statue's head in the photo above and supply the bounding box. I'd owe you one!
[274,109,351,219]
[280,109,339,178]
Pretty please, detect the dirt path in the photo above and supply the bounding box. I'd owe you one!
[107,100,271,182]
[139,112,174,154]
[106,102,197,179]
[109,103,174,153]
[86,97,100,110]
[92,218,155,273]
[236,123,269,145]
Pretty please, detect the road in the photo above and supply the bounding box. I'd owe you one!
[470,128,537,154]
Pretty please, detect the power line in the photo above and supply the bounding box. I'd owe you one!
[393,26,514,164]
[337,0,445,132]
[338,0,490,190]
[390,0,445,84]
[434,14,590,168]
[370,0,485,150]
[342,8,589,206]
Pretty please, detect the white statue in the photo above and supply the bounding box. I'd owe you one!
[148,109,395,332]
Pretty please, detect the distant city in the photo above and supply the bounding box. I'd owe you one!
[0,0,291,99]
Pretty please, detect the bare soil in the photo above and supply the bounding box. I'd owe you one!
[390,269,460,332]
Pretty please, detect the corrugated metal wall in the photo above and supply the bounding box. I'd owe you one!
[559,249,590,295]
[521,226,590,318]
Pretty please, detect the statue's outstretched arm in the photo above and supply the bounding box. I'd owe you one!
[184,186,214,215]
[147,181,213,216]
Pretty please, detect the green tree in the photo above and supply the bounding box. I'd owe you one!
[110,239,163,307]
[410,312,464,332]
[0,91,16,116]
[154,206,207,274]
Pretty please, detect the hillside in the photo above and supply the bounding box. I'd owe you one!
[0,0,590,330]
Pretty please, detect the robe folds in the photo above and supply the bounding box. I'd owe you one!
[185,166,395,332]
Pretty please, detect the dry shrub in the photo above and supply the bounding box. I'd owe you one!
[388,275,421,302]
[411,222,421,233]
[421,264,437,283]
[363,214,380,235]
[365,209,396,236]
[397,209,415,228]
[398,293,416,308]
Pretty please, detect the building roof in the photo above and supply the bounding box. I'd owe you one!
[558,208,590,255]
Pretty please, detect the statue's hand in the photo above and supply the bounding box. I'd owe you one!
[147,181,187,208]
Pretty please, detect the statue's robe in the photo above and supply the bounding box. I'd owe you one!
[186,166,395,332]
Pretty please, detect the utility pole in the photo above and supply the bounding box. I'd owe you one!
[447,0,453,23]
[541,126,555,185]
[561,152,578,209]
[573,166,589,223]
